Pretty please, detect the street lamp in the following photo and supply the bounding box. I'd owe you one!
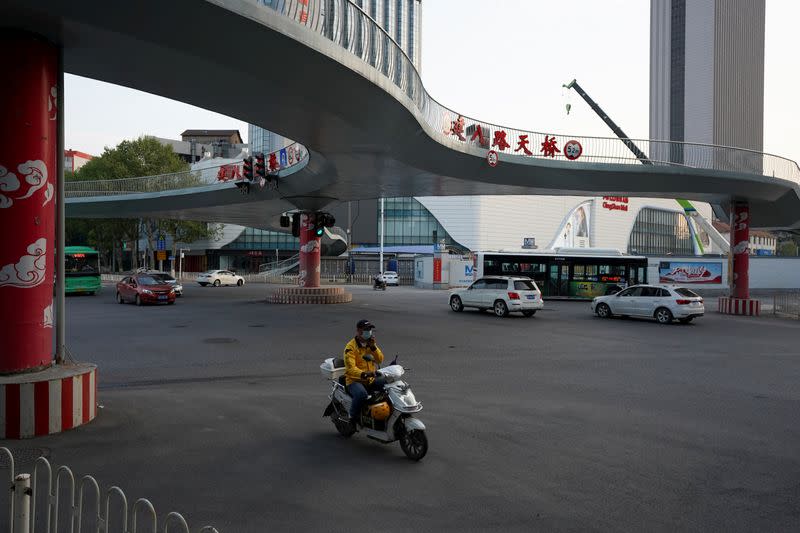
[178,248,191,280]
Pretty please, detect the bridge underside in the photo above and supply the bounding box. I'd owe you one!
[3,0,799,230]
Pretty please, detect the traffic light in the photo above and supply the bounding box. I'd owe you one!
[242,156,254,181]
[254,152,266,181]
[312,212,335,237]
[291,213,300,238]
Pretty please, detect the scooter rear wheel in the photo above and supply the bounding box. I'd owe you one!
[399,429,428,461]
[331,413,355,438]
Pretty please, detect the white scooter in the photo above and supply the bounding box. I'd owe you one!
[320,354,428,461]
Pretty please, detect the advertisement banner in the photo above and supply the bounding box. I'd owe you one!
[279,148,288,168]
[433,258,442,283]
[659,262,723,284]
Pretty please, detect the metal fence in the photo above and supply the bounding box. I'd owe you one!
[1,447,218,533]
[773,293,800,318]
[252,0,800,184]
[65,142,307,198]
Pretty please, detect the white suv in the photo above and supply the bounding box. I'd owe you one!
[449,276,544,318]
[591,284,704,324]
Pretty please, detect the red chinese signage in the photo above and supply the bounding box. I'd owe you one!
[602,196,629,212]
[433,258,442,283]
[216,164,241,182]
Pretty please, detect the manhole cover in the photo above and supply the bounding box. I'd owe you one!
[0,447,51,468]
[203,337,238,344]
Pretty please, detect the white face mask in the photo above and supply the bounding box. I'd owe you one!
[362,330,373,340]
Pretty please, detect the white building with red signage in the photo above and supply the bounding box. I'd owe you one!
[415,195,714,256]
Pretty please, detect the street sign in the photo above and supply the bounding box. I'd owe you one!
[168,256,175,261]
[564,140,583,160]
[522,237,536,249]
[157,235,166,251]
[156,250,167,261]
[487,150,499,167]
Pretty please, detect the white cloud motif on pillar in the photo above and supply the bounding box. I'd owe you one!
[0,160,49,208]
[43,303,53,328]
[0,238,48,288]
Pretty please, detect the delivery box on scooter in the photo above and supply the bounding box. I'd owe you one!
[320,357,346,379]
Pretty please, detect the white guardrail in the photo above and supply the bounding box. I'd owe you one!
[65,143,307,198]
[252,0,800,184]
[1,448,218,533]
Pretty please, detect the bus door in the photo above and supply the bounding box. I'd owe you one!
[546,263,570,297]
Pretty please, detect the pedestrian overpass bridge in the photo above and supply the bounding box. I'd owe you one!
[4,0,799,229]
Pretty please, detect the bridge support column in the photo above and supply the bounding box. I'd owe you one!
[719,200,760,316]
[266,211,352,304]
[0,32,58,374]
[298,212,321,288]
[0,32,97,437]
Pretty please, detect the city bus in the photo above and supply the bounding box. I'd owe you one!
[472,249,648,299]
[65,246,101,295]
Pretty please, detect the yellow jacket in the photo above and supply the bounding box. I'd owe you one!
[344,337,384,386]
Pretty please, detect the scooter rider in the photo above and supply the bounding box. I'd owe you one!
[344,319,385,426]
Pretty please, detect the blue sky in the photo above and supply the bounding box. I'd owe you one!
[65,0,799,164]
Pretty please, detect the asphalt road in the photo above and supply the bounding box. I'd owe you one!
[3,283,800,532]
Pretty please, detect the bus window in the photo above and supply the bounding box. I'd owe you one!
[502,262,520,274]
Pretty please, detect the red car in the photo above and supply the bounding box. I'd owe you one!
[116,274,176,306]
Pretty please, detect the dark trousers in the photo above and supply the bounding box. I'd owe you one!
[347,378,386,419]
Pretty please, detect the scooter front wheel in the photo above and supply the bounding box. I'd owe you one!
[399,429,428,461]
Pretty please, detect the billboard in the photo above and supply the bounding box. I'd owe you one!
[659,261,723,284]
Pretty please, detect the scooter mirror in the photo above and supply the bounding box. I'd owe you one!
[363,354,374,362]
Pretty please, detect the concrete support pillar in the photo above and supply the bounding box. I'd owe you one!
[298,212,321,288]
[0,32,58,374]
[731,201,750,300]
[719,200,759,316]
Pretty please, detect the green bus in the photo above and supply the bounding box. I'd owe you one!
[65,246,101,295]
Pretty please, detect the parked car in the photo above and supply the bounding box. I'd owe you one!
[116,274,176,305]
[449,276,544,317]
[197,270,245,287]
[591,284,704,324]
[149,272,183,296]
[379,271,399,286]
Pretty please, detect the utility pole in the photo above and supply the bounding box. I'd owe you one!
[379,197,385,275]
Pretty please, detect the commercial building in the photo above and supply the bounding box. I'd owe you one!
[64,149,93,172]
[649,0,765,166]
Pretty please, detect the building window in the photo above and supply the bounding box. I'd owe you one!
[380,197,465,250]
[628,208,694,256]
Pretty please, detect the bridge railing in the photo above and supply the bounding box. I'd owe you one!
[253,0,800,185]
[66,142,307,197]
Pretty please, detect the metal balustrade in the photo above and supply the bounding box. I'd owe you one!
[65,142,307,197]
[1,447,219,533]
[251,0,800,184]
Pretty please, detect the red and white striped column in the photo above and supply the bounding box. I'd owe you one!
[298,212,321,288]
[719,201,760,316]
[0,365,97,439]
[0,32,58,373]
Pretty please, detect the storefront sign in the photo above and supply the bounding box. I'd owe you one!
[487,150,499,167]
[659,261,723,284]
[602,196,629,211]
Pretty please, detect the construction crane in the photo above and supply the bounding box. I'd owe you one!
[563,78,729,254]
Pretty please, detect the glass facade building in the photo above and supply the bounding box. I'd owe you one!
[628,208,694,256]
[383,198,459,247]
